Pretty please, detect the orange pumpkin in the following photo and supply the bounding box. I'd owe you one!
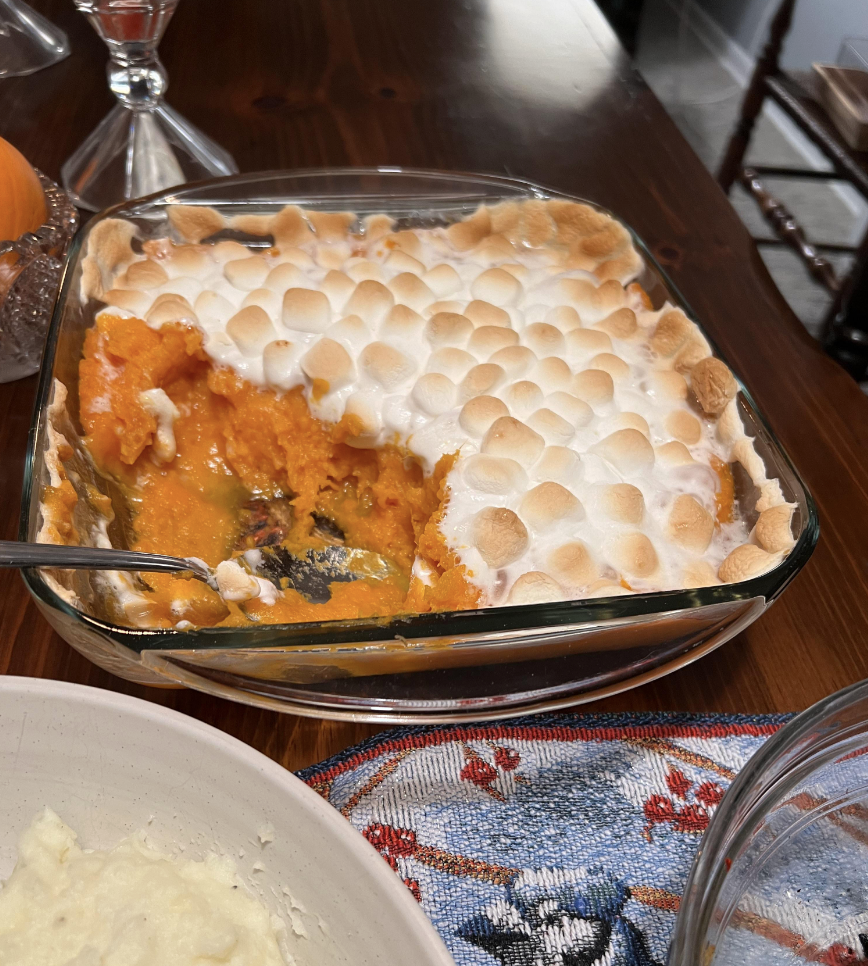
[0,136,46,242]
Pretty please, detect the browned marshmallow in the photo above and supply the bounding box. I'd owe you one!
[719,544,779,583]
[226,306,278,357]
[459,395,510,437]
[668,494,714,554]
[425,312,474,348]
[282,288,332,333]
[481,416,545,467]
[462,454,529,495]
[412,373,458,416]
[359,341,417,391]
[472,506,529,568]
[300,337,355,390]
[592,429,655,475]
[507,571,565,605]
[690,357,738,415]
[755,504,795,553]
[602,484,645,524]
[548,541,597,588]
[520,482,583,531]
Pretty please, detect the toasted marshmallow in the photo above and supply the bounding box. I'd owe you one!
[463,454,528,495]
[668,494,714,553]
[123,259,168,289]
[590,352,630,381]
[426,312,474,348]
[412,373,458,416]
[666,410,702,445]
[656,441,694,466]
[652,370,689,402]
[530,357,572,392]
[459,363,505,401]
[532,446,583,486]
[527,408,575,446]
[389,272,436,312]
[360,341,417,391]
[344,279,395,325]
[320,270,356,310]
[226,306,277,357]
[565,328,613,365]
[265,262,307,294]
[507,571,565,605]
[283,288,331,333]
[755,504,795,553]
[490,346,537,378]
[481,416,545,467]
[427,347,477,381]
[468,325,519,357]
[502,380,544,417]
[472,506,529,567]
[544,392,593,427]
[224,256,270,291]
[602,483,644,524]
[592,429,655,476]
[242,287,281,316]
[612,531,659,578]
[380,304,426,345]
[524,322,566,357]
[471,267,522,306]
[423,263,462,297]
[548,541,597,588]
[300,337,355,390]
[650,309,693,356]
[595,307,637,339]
[263,340,303,390]
[104,289,153,317]
[465,300,511,328]
[520,482,583,531]
[459,396,510,437]
[385,250,425,275]
[691,357,738,415]
[545,305,582,332]
[719,543,780,583]
[572,368,615,407]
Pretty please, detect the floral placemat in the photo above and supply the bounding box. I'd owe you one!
[299,712,790,966]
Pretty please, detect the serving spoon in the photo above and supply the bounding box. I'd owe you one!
[0,541,400,604]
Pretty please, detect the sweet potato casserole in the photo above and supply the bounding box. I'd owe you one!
[38,199,795,629]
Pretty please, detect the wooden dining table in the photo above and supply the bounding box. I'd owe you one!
[2,0,868,773]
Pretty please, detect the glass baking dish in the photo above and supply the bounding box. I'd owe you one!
[19,168,819,723]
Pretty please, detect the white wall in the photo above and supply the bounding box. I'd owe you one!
[694,0,868,69]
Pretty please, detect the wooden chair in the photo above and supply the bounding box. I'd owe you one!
[718,0,868,380]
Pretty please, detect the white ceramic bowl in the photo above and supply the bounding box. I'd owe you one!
[0,676,454,966]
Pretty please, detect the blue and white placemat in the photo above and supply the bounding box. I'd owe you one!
[300,712,791,966]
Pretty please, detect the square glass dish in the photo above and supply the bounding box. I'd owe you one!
[20,168,818,723]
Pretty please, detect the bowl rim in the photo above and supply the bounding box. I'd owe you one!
[667,676,868,964]
[0,674,456,964]
[19,165,819,649]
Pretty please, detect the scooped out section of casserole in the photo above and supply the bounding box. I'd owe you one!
[40,199,796,628]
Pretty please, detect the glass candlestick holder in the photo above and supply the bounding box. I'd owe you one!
[61,0,238,212]
[0,0,69,77]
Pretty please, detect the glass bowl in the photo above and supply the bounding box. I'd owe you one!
[19,168,819,722]
[669,677,868,965]
[0,171,78,382]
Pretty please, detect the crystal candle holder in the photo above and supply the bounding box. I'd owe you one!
[0,173,78,383]
[62,0,237,212]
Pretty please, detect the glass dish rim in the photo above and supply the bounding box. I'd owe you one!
[20,165,820,652]
[667,676,868,964]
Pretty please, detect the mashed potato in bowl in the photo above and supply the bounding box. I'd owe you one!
[0,808,288,966]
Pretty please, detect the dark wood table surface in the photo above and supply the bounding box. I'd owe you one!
[2,0,868,773]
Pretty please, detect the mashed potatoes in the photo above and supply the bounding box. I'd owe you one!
[0,808,288,966]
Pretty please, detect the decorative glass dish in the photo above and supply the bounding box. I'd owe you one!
[19,169,818,722]
[0,172,78,382]
[670,677,868,965]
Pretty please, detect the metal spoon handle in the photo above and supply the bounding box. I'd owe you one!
[0,540,199,576]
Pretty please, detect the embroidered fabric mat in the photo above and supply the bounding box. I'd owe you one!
[299,712,791,966]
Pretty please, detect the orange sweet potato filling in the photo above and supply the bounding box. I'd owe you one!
[78,314,480,628]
